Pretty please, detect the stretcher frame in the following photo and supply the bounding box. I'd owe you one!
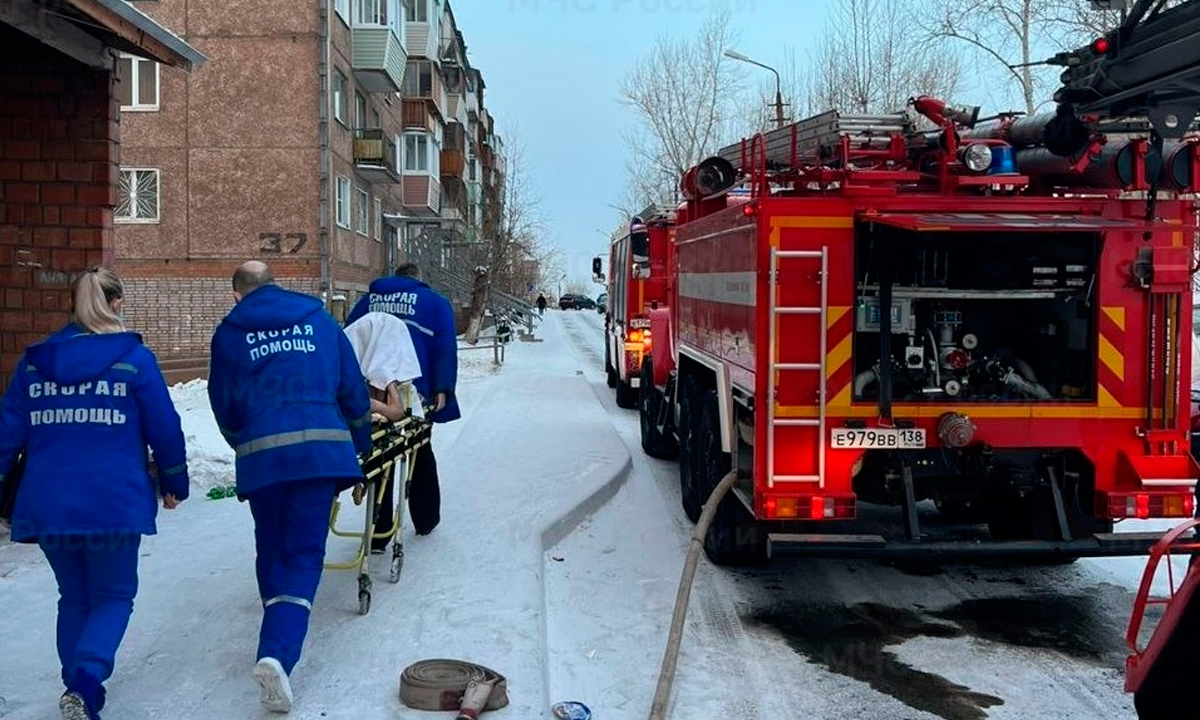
[326,385,432,615]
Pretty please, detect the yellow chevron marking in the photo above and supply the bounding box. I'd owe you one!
[1098,335,1125,380]
[825,336,852,378]
[827,306,849,329]
[1098,384,1120,407]
[1102,306,1126,332]
[768,216,854,246]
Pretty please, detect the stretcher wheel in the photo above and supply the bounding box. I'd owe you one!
[358,574,373,615]
[390,544,405,584]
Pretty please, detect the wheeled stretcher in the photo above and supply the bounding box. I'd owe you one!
[325,386,432,615]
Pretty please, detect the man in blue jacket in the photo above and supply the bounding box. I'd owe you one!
[208,261,371,714]
[346,262,458,545]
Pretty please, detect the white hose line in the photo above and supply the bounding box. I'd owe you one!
[647,469,740,720]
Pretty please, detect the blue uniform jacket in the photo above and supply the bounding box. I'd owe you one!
[208,285,372,495]
[346,277,460,423]
[0,325,189,543]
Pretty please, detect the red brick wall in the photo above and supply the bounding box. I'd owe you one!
[118,261,322,358]
[0,26,117,391]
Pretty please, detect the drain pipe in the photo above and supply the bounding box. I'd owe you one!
[647,469,738,720]
[317,0,333,296]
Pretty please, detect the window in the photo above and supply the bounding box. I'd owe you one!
[402,60,434,97]
[403,133,429,172]
[356,187,369,235]
[354,0,401,36]
[369,107,380,130]
[336,175,351,228]
[115,168,160,223]
[354,92,367,130]
[116,54,159,110]
[333,71,347,124]
[374,197,382,241]
[335,0,350,22]
[402,0,426,22]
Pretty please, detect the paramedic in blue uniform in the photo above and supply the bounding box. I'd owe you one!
[346,262,458,547]
[0,267,189,720]
[207,261,371,714]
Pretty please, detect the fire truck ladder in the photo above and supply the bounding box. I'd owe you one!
[767,246,829,488]
[715,110,911,171]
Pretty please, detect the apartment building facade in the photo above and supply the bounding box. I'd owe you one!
[115,0,503,359]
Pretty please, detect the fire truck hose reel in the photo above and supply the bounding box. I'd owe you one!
[399,659,509,719]
[647,469,739,720]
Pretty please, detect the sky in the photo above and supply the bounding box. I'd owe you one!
[450,0,1073,293]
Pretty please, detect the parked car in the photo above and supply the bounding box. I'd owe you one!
[558,293,580,310]
[575,295,596,310]
[559,293,595,310]
[596,293,607,313]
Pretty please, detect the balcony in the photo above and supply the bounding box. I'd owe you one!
[402,172,441,217]
[351,27,406,93]
[352,128,399,183]
[402,60,444,121]
[401,99,432,131]
[440,148,465,177]
[441,176,466,218]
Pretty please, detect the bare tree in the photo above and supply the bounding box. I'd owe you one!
[799,0,962,115]
[618,8,747,206]
[462,128,549,341]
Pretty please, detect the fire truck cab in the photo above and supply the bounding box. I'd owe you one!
[638,98,1200,567]
[599,207,674,409]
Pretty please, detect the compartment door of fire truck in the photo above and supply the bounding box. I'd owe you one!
[768,246,829,487]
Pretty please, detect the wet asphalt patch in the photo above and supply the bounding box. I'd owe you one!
[747,593,1126,720]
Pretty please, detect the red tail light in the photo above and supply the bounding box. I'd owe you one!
[764,495,856,520]
[1107,491,1196,519]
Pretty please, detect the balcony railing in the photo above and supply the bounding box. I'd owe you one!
[352,128,399,183]
[402,99,432,130]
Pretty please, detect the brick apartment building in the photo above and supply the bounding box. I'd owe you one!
[0,0,203,392]
[114,0,506,362]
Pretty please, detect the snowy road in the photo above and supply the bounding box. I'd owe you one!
[0,309,1179,720]
[547,308,1166,720]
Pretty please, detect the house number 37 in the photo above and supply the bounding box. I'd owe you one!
[259,232,308,254]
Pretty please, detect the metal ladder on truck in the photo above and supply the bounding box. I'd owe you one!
[766,246,829,488]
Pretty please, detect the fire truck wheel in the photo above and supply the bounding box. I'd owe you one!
[697,389,767,566]
[677,379,702,523]
[640,361,678,459]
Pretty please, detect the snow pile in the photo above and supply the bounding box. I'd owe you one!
[167,379,235,493]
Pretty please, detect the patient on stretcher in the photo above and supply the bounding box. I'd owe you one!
[342,311,424,423]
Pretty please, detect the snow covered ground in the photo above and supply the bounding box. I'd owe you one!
[0,309,1192,720]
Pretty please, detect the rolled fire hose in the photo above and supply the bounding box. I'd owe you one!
[399,659,509,720]
[647,469,739,720]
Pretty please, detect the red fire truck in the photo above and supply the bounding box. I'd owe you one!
[636,96,1200,565]
[598,207,675,409]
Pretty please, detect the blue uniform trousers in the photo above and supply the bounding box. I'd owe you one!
[248,478,338,675]
[40,534,141,695]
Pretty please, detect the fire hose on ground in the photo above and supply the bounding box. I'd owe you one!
[647,469,739,720]
[399,659,509,720]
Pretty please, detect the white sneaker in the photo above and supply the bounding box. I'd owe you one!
[253,658,293,713]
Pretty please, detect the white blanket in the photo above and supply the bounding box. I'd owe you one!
[343,312,424,418]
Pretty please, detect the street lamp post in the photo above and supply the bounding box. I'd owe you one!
[558,273,566,298]
[724,49,787,128]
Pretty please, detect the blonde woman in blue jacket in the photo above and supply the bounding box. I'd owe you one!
[0,267,189,720]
